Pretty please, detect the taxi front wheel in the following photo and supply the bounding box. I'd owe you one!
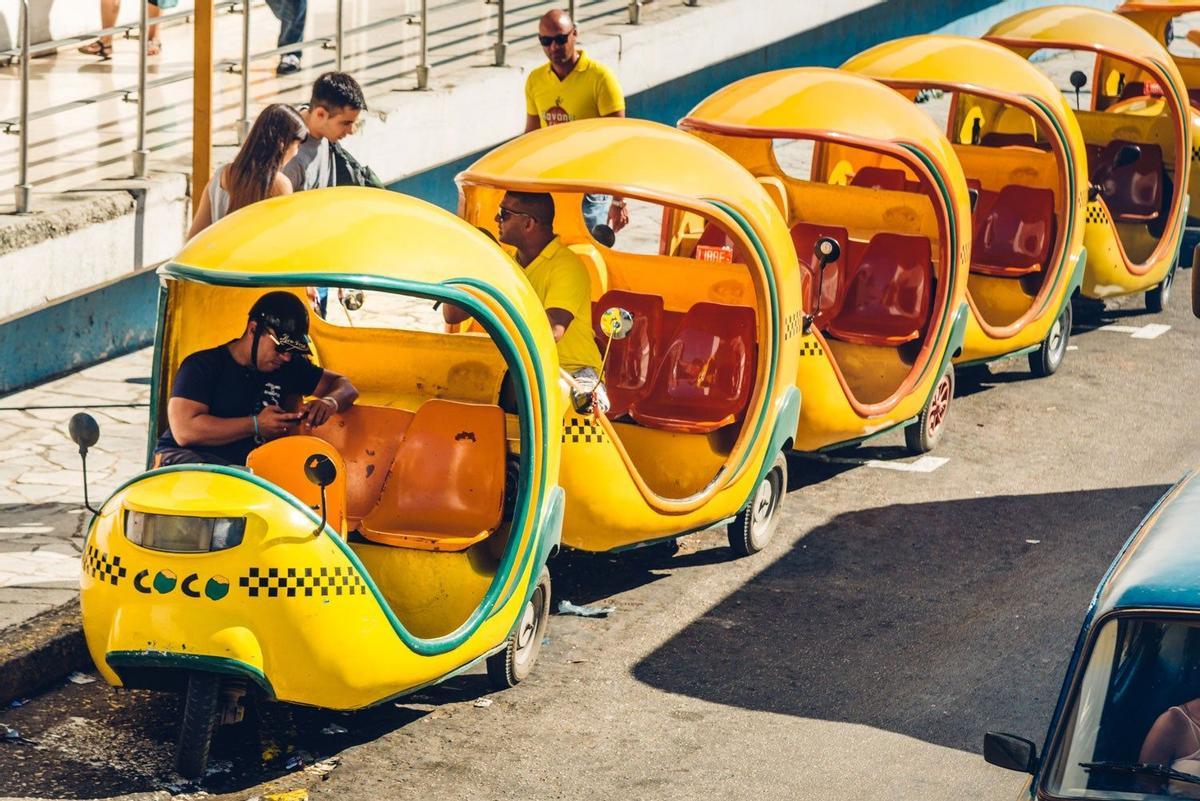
[727,451,787,557]
[487,567,551,689]
[905,366,953,455]
[1146,263,1175,313]
[174,672,221,779]
[1028,301,1072,378]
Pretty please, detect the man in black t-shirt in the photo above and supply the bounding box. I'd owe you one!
[154,292,359,466]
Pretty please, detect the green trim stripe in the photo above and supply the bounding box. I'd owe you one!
[106,650,275,698]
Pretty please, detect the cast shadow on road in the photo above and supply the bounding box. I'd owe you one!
[631,484,1172,755]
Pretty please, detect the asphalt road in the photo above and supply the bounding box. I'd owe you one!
[0,287,1196,801]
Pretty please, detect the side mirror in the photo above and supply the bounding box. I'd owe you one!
[1070,70,1087,110]
[339,289,364,311]
[804,236,841,333]
[1115,143,1142,169]
[1088,184,1102,202]
[67,413,101,515]
[983,732,1038,774]
[591,224,616,248]
[599,306,634,342]
[304,454,337,535]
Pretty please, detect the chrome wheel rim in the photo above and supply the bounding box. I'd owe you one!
[927,373,952,437]
[749,469,781,547]
[513,586,543,669]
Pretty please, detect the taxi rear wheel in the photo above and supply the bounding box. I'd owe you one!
[487,567,551,690]
[727,451,787,557]
[1028,301,1072,378]
[175,672,221,780]
[1146,264,1175,313]
[905,366,954,455]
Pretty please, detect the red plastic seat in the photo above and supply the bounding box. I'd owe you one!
[980,132,1049,150]
[971,185,1056,277]
[630,303,757,434]
[790,222,849,328]
[592,290,664,418]
[696,223,730,250]
[850,167,907,191]
[1090,139,1163,222]
[1189,88,1200,110]
[826,233,933,347]
[1120,80,1163,101]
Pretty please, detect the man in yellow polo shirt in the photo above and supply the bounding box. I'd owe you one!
[524,8,628,234]
[442,192,605,408]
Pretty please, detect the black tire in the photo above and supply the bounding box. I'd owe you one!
[1146,263,1175,313]
[640,538,680,561]
[487,567,551,690]
[726,451,787,557]
[904,366,954,455]
[175,672,221,780]
[1028,301,1072,378]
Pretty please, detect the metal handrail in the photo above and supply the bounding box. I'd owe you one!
[5,0,699,214]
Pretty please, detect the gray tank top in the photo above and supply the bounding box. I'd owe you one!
[207,164,231,222]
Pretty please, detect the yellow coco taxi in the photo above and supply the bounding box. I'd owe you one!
[458,118,800,556]
[843,35,1087,378]
[1117,0,1200,245]
[680,68,971,454]
[73,188,564,778]
[986,5,1192,310]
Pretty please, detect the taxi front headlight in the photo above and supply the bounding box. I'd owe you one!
[124,511,246,553]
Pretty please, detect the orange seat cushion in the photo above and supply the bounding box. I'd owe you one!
[827,233,933,347]
[304,405,414,528]
[359,399,506,552]
[592,290,664,418]
[630,302,757,434]
[247,436,348,535]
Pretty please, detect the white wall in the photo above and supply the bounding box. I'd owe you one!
[0,0,196,51]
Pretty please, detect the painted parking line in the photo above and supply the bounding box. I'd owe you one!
[817,453,950,474]
[0,550,80,587]
[1098,323,1171,339]
[0,525,55,534]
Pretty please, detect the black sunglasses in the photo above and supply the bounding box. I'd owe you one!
[538,30,574,47]
[496,206,541,224]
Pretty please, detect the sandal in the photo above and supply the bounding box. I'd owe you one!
[77,39,112,60]
[147,39,162,57]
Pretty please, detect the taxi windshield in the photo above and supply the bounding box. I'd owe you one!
[1045,616,1200,800]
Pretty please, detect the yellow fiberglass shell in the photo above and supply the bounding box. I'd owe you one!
[843,35,1088,365]
[986,5,1192,298]
[458,118,802,551]
[680,68,972,452]
[83,188,564,708]
[1118,2,1200,227]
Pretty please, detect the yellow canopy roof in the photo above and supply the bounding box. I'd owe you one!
[843,35,1071,116]
[679,67,962,176]
[458,117,783,230]
[169,187,539,306]
[1117,0,1200,12]
[986,5,1175,67]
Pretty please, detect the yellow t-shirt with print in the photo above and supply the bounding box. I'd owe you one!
[524,50,625,127]
[523,237,602,373]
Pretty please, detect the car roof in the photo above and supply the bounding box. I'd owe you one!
[1094,469,1200,615]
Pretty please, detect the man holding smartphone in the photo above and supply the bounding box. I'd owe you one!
[154,292,358,467]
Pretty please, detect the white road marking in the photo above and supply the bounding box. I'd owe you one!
[865,455,950,473]
[0,551,80,587]
[1132,323,1172,340]
[0,525,55,534]
[1067,345,1079,351]
[1099,323,1171,339]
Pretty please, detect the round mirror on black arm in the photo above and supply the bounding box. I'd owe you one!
[599,307,634,341]
[591,224,616,248]
[67,412,101,514]
[1070,69,1088,110]
[339,289,364,311]
[304,453,338,536]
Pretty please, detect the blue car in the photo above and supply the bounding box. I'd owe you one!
[986,470,1200,800]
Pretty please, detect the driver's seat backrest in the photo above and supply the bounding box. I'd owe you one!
[359,399,505,552]
[591,290,664,418]
[826,233,932,347]
[971,185,1056,277]
[629,302,757,434]
[790,222,849,328]
[247,435,348,536]
[304,405,415,528]
[850,167,907,191]
[1092,139,1164,221]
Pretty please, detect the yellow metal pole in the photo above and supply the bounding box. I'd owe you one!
[192,0,214,196]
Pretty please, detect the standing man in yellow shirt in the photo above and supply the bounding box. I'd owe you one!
[524,9,629,234]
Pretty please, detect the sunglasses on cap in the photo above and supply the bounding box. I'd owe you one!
[265,330,311,355]
[538,30,574,47]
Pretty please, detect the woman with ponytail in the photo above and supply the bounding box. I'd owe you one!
[188,104,307,239]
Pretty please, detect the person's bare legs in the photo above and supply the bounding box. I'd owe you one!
[80,0,120,56]
[147,4,163,55]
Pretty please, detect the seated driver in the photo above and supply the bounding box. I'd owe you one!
[443,191,607,410]
[1140,698,1200,794]
[154,291,359,467]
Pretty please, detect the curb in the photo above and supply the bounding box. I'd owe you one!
[0,598,89,705]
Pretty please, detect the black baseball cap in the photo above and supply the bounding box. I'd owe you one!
[248,291,311,355]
